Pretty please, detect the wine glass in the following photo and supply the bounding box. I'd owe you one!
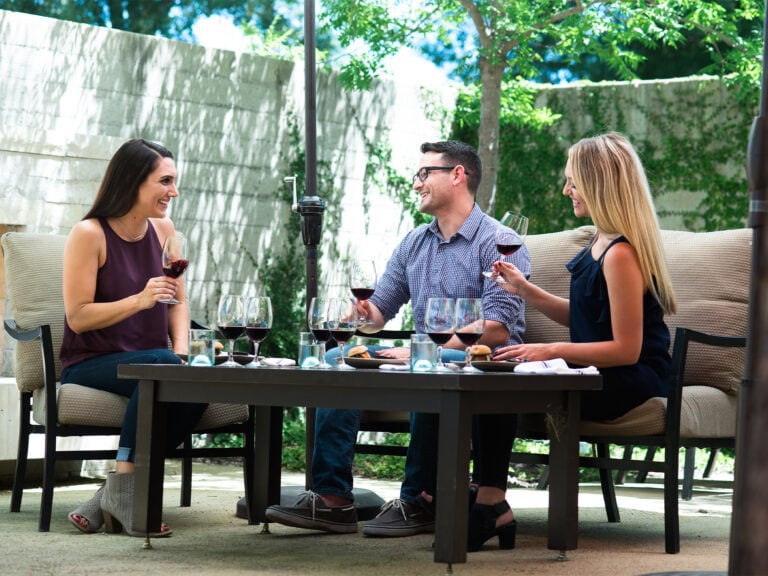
[243,296,272,368]
[217,294,245,368]
[454,298,485,372]
[349,260,377,325]
[327,297,358,370]
[425,297,455,372]
[160,232,188,304]
[483,212,528,282]
[308,296,333,369]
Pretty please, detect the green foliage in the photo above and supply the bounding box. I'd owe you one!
[454,78,755,233]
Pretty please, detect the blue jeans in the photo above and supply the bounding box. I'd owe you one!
[312,346,469,503]
[61,349,208,463]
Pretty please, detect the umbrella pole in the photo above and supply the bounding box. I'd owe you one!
[729,2,768,573]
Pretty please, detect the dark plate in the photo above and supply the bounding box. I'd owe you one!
[343,357,409,369]
[449,360,521,372]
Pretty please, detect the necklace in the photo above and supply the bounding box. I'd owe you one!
[112,215,148,241]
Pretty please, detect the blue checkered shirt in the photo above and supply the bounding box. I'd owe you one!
[369,204,530,347]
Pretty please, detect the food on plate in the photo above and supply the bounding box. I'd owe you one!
[214,341,224,353]
[467,344,492,362]
[346,345,371,359]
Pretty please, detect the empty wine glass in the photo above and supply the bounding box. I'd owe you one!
[308,296,333,369]
[160,232,188,304]
[483,212,528,282]
[327,297,358,370]
[217,294,245,368]
[454,298,485,372]
[349,260,377,325]
[425,297,455,372]
[243,296,272,368]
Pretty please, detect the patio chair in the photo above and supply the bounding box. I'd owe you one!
[2,231,256,531]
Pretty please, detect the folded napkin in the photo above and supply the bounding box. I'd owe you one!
[513,358,598,375]
[262,357,296,367]
[379,363,410,371]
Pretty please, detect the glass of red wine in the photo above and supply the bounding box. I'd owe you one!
[327,296,358,370]
[308,296,333,369]
[160,232,188,304]
[483,212,528,283]
[425,297,455,372]
[454,297,485,372]
[349,260,377,325]
[217,294,245,368]
[243,296,272,368]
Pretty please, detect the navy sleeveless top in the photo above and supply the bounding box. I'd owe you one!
[60,218,169,369]
[566,236,671,421]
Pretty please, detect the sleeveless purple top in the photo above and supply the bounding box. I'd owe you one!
[60,218,169,369]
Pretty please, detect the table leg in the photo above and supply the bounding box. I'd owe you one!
[252,406,283,524]
[546,390,581,551]
[434,393,472,565]
[134,379,167,535]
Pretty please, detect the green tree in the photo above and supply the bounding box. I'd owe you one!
[323,0,764,214]
[0,0,291,38]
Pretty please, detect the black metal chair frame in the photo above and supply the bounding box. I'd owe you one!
[6,319,257,532]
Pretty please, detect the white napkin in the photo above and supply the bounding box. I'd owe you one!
[513,358,599,375]
[262,357,297,367]
[379,363,409,371]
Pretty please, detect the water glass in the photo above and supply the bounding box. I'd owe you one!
[189,329,216,366]
[298,331,326,369]
[410,333,437,372]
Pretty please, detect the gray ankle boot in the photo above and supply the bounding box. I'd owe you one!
[101,471,172,537]
[68,485,105,533]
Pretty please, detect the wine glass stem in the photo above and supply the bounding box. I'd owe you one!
[228,339,235,362]
[466,346,473,370]
[436,345,444,367]
[253,342,261,365]
[339,342,346,369]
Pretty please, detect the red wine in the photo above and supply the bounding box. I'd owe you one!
[219,325,244,340]
[163,258,189,278]
[427,332,452,345]
[456,332,482,346]
[496,242,522,256]
[351,287,375,300]
[330,329,354,343]
[311,328,332,342]
[245,326,270,342]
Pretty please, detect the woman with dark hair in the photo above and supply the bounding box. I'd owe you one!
[62,139,207,536]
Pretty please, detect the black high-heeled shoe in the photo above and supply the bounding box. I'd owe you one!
[467,500,516,552]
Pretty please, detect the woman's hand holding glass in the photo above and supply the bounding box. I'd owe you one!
[484,212,528,283]
[491,261,529,295]
[160,232,188,304]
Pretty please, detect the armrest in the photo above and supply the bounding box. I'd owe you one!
[665,326,746,443]
[4,318,42,342]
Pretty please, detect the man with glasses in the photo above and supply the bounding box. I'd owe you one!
[266,140,530,539]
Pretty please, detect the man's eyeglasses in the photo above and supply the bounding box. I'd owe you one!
[412,165,466,184]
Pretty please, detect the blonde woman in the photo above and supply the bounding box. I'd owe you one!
[494,132,676,423]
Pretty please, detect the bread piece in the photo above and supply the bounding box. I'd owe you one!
[468,344,492,362]
[347,345,371,359]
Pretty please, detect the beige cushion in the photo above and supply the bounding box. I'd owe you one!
[661,228,750,394]
[581,386,737,438]
[522,226,594,345]
[2,232,68,393]
[34,383,247,429]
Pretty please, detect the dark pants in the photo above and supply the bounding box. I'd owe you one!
[61,349,208,462]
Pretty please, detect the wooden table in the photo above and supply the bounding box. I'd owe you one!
[119,364,601,566]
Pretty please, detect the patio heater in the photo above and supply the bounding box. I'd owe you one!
[729,1,768,573]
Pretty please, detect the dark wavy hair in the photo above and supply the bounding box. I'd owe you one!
[420,140,482,194]
[83,139,174,220]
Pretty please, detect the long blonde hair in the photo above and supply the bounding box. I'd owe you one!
[569,132,677,314]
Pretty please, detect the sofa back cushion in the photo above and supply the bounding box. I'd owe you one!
[2,232,67,393]
[523,226,749,394]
